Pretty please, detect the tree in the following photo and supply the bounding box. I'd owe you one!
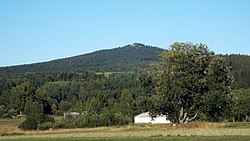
[202,57,234,121]
[119,89,134,116]
[59,100,71,112]
[19,101,44,130]
[232,89,250,121]
[139,42,234,123]
[51,103,57,115]
[10,82,32,115]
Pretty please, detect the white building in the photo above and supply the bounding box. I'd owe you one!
[63,112,80,119]
[134,112,170,124]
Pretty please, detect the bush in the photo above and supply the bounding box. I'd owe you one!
[1,113,10,119]
[19,116,37,130]
[113,113,132,125]
[55,110,64,116]
[48,113,134,129]
[37,122,53,130]
[44,115,55,123]
[7,109,17,118]
[52,120,66,129]
[64,113,73,119]
[0,105,6,117]
[19,102,45,130]
[1,109,18,119]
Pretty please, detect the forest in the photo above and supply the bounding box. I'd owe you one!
[0,43,250,130]
[0,43,163,76]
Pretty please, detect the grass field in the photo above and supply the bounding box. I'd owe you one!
[0,118,250,141]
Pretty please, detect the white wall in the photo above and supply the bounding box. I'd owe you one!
[134,117,152,124]
[134,114,170,124]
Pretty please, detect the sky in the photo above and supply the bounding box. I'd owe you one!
[0,0,250,67]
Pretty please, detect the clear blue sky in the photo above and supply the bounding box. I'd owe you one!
[0,0,250,67]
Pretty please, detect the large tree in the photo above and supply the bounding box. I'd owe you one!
[10,82,33,115]
[232,88,250,121]
[139,42,234,123]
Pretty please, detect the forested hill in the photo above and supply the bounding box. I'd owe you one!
[1,44,250,89]
[0,43,164,76]
[224,54,250,89]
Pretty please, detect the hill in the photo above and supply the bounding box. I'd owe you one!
[1,43,250,89]
[0,43,164,76]
[224,54,250,89]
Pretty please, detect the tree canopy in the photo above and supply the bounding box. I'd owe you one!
[139,42,234,123]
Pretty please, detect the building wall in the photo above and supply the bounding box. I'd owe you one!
[134,114,170,124]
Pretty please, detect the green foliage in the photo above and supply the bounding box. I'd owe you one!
[19,102,45,130]
[232,89,250,121]
[1,43,249,128]
[10,82,33,115]
[224,54,250,89]
[0,105,6,117]
[51,103,57,114]
[119,89,134,116]
[139,42,234,123]
[44,115,55,123]
[37,122,54,130]
[59,101,71,112]
[55,110,64,116]
[0,43,163,76]
[19,116,37,130]
[52,112,132,129]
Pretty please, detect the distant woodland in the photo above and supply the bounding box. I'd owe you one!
[0,43,163,76]
[0,43,250,130]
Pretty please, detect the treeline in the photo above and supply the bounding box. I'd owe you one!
[1,46,250,89]
[0,71,148,130]
[0,43,164,76]
[224,54,250,89]
[0,43,250,130]
[0,66,249,130]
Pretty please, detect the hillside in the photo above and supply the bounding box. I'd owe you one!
[224,54,250,89]
[0,43,164,76]
[1,43,250,89]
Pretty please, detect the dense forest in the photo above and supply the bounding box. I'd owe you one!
[0,43,250,130]
[0,44,250,89]
[0,71,148,129]
[0,43,163,76]
[224,54,250,89]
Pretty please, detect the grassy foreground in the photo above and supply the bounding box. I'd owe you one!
[0,118,250,141]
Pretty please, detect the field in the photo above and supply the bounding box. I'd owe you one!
[0,118,250,141]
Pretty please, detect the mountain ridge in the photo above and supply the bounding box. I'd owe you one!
[0,43,164,76]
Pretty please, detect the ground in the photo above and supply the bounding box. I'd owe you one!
[0,117,250,141]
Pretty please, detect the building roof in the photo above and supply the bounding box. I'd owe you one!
[135,112,150,118]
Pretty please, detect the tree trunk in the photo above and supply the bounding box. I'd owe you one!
[232,118,235,122]
[178,107,199,124]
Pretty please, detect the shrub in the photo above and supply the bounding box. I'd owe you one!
[1,113,10,119]
[44,115,55,123]
[52,120,66,129]
[0,105,6,117]
[49,113,134,129]
[37,122,54,130]
[19,116,37,130]
[55,110,64,116]
[19,102,44,130]
[64,113,73,119]
[113,113,132,125]
[7,109,17,117]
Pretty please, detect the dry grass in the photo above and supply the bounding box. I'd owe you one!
[130,121,224,130]
[0,118,25,136]
[1,119,250,141]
